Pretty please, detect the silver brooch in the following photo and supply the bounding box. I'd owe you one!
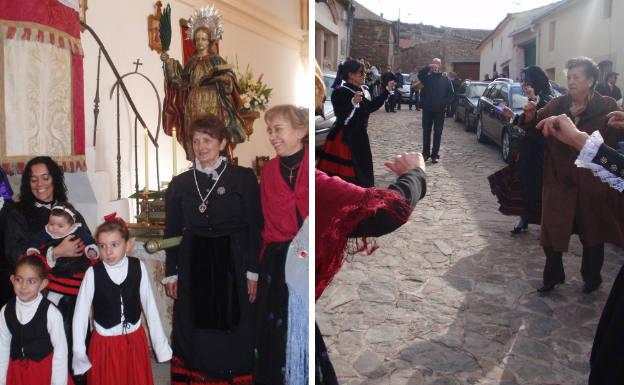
[611,164,618,172]
[601,156,608,164]
[217,186,226,195]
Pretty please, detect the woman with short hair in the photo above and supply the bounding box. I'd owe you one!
[519,57,624,293]
[164,115,262,384]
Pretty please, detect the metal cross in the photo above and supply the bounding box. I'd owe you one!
[133,58,143,73]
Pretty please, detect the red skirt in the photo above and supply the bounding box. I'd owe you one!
[171,356,253,385]
[7,353,75,385]
[87,327,153,385]
[7,353,52,385]
[316,130,357,183]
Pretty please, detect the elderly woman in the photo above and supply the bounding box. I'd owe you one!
[519,57,624,293]
[538,112,624,384]
[164,115,262,385]
[0,156,91,385]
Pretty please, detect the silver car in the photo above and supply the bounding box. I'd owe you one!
[315,72,336,150]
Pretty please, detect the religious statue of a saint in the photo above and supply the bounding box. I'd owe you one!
[161,5,246,160]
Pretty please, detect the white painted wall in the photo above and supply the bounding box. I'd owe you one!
[315,1,348,71]
[81,0,306,220]
[482,1,624,89]
[479,18,518,81]
[537,0,622,87]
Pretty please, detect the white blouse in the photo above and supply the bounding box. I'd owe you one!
[0,293,68,385]
[72,257,172,374]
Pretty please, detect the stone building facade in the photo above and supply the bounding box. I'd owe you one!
[350,18,397,70]
[350,4,490,80]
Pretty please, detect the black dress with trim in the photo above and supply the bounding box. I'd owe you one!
[165,162,262,384]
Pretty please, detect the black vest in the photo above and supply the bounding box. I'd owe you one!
[5,296,53,361]
[92,257,142,329]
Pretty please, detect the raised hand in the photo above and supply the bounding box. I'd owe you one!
[384,152,425,175]
[537,114,589,151]
[607,111,624,129]
[523,100,538,121]
[353,91,364,105]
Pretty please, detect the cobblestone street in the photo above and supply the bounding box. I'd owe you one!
[316,107,624,385]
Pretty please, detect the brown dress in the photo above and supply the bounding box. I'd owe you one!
[519,92,624,252]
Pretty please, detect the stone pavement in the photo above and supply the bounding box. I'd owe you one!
[316,108,624,385]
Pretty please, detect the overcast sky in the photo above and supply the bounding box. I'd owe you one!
[355,0,563,30]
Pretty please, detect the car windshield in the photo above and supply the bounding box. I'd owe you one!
[466,84,488,98]
[511,86,529,109]
[323,75,336,99]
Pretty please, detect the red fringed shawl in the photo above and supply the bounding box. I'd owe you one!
[260,148,309,260]
[315,170,410,301]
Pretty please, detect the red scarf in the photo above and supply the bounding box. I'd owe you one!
[315,169,410,301]
[260,147,309,261]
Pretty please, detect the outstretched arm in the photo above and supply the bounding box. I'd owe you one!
[351,153,427,237]
[539,113,624,191]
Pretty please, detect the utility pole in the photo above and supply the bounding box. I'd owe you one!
[396,7,400,68]
[346,0,355,57]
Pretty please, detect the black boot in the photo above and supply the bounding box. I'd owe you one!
[538,247,565,292]
[581,243,604,293]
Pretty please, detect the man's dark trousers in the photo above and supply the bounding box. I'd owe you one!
[422,109,445,158]
[409,89,420,110]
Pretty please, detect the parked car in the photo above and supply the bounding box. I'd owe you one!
[315,72,336,150]
[475,79,528,163]
[454,80,489,131]
[397,73,411,103]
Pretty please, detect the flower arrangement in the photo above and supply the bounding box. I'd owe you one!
[236,63,272,113]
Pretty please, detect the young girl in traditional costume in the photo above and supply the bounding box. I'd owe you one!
[0,255,69,385]
[72,215,171,385]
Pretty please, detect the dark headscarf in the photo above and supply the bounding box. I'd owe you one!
[521,66,552,96]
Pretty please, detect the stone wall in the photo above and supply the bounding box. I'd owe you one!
[351,18,395,67]
[351,15,490,74]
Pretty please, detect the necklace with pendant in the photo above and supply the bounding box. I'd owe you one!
[280,161,301,185]
[193,163,227,213]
